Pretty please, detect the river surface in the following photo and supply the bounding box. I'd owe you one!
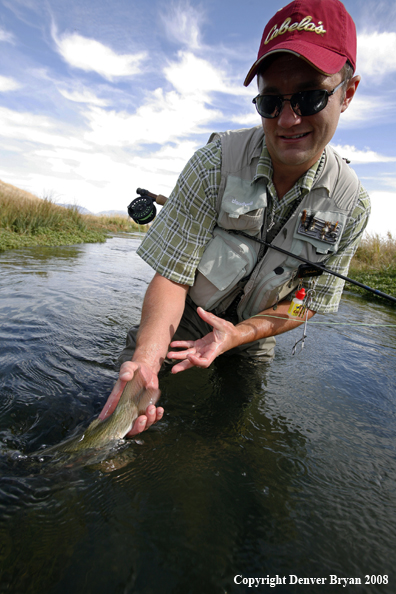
[0,235,395,594]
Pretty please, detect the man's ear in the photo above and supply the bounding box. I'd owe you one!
[341,75,361,113]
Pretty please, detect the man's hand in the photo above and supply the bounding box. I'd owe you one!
[167,302,316,373]
[99,361,164,437]
[167,307,238,373]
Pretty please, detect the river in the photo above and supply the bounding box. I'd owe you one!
[0,235,395,593]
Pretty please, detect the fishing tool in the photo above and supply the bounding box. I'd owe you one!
[127,188,167,225]
[130,190,396,305]
[290,288,315,355]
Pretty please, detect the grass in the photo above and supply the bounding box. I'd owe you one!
[0,184,146,252]
[348,232,396,304]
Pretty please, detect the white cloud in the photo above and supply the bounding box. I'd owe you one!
[83,87,222,147]
[164,51,250,97]
[81,51,243,148]
[331,144,396,164]
[0,106,89,150]
[0,75,21,92]
[338,94,395,127]
[0,27,15,44]
[52,29,147,81]
[57,86,109,106]
[357,32,396,77]
[164,52,226,94]
[161,1,205,49]
[365,191,396,237]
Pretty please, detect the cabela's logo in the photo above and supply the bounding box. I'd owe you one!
[265,16,327,45]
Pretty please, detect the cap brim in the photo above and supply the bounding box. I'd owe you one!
[243,40,348,86]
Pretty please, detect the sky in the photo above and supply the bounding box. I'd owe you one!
[0,0,395,236]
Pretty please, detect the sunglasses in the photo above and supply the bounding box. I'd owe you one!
[252,80,346,119]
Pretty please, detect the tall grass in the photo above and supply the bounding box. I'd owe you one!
[0,190,145,251]
[348,233,396,302]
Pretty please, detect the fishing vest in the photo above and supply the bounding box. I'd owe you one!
[189,126,361,321]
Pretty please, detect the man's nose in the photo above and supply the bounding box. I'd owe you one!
[277,99,303,128]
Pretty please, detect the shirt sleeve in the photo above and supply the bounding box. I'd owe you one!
[302,185,371,314]
[136,141,221,286]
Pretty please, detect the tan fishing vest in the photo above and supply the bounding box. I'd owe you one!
[189,126,360,321]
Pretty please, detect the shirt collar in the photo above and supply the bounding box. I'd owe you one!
[253,137,324,197]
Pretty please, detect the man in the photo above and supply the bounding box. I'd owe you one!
[100,0,370,435]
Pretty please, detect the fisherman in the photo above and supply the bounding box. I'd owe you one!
[100,0,370,434]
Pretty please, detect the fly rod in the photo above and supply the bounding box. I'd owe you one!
[127,189,396,305]
[234,230,396,305]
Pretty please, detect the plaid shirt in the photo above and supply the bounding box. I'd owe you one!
[137,136,370,314]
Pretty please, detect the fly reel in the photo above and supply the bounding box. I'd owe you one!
[127,188,167,225]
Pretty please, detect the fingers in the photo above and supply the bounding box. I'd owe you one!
[171,353,212,374]
[171,358,195,373]
[126,405,164,437]
[168,345,197,360]
[169,340,195,349]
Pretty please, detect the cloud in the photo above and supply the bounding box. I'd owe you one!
[338,94,395,126]
[83,87,222,147]
[0,75,21,92]
[57,86,109,107]
[164,51,250,97]
[81,51,246,148]
[357,31,396,77]
[365,191,396,237]
[52,28,147,81]
[0,106,89,150]
[331,144,396,164]
[161,1,205,49]
[0,27,15,44]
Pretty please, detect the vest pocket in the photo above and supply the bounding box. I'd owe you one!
[189,228,258,311]
[218,175,267,232]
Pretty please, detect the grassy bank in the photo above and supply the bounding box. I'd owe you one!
[348,232,396,303]
[0,186,145,252]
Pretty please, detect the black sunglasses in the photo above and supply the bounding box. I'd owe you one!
[252,80,346,119]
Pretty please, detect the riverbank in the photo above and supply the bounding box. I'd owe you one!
[0,185,146,251]
[1,183,395,303]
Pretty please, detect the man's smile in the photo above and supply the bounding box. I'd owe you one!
[279,132,311,140]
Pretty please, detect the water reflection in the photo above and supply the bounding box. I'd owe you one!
[0,236,395,593]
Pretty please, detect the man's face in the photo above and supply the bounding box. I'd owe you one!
[257,54,356,178]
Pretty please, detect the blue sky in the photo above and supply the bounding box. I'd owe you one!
[0,0,395,236]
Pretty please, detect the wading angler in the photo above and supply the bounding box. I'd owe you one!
[99,0,371,436]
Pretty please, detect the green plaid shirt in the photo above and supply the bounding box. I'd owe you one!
[137,136,370,314]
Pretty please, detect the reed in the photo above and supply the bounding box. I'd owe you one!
[347,232,396,303]
[0,187,145,251]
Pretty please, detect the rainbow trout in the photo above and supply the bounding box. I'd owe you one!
[42,367,160,456]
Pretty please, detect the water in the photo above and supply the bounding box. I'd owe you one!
[0,236,395,594]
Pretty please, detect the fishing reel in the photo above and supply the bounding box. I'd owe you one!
[127,188,167,225]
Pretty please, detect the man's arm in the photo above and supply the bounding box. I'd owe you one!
[168,301,315,372]
[99,273,189,434]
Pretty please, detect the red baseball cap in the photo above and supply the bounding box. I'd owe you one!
[244,0,357,86]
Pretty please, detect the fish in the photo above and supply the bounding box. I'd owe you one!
[41,367,160,456]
